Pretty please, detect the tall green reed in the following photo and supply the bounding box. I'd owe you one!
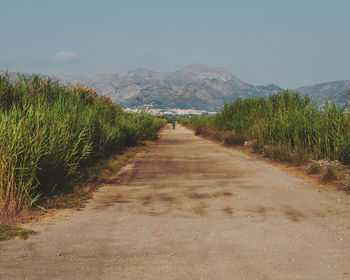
[184,90,350,164]
[0,74,164,223]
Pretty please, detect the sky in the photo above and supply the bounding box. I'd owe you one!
[0,0,349,88]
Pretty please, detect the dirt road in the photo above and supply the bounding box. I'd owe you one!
[1,124,350,279]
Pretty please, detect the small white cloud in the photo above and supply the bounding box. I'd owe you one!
[52,51,78,63]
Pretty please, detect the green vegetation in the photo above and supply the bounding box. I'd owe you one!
[0,225,36,241]
[181,90,350,165]
[0,74,165,224]
[43,141,153,210]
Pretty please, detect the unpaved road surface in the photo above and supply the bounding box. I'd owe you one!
[1,125,350,280]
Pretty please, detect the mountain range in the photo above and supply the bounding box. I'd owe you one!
[297,80,350,106]
[1,65,349,110]
[51,64,283,111]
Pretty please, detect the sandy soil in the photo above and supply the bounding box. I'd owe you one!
[1,124,350,280]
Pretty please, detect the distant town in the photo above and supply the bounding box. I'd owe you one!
[124,107,217,117]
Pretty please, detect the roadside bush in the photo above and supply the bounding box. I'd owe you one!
[307,163,322,174]
[323,166,341,181]
[223,132,247,146]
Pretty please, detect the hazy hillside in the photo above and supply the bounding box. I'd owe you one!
[52,64,283,111]
[297,80,350,106]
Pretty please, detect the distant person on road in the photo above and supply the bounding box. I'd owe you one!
[172,120,176,129]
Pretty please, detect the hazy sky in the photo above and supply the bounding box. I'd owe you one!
[1,0,349,88]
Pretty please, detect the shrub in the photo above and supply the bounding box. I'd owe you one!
[323,166,340,181]
[307,163,322,174]
[224,133,246,146]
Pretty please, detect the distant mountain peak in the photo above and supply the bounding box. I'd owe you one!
[178,64,227,74]
[131,67,153,74]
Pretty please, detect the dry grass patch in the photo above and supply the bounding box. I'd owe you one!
[0,225,37,241]
[323,166,343,182]
[260,145,310,165]
[307,162,322,174]
[223,132,247,146]
[195,124,224,141]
